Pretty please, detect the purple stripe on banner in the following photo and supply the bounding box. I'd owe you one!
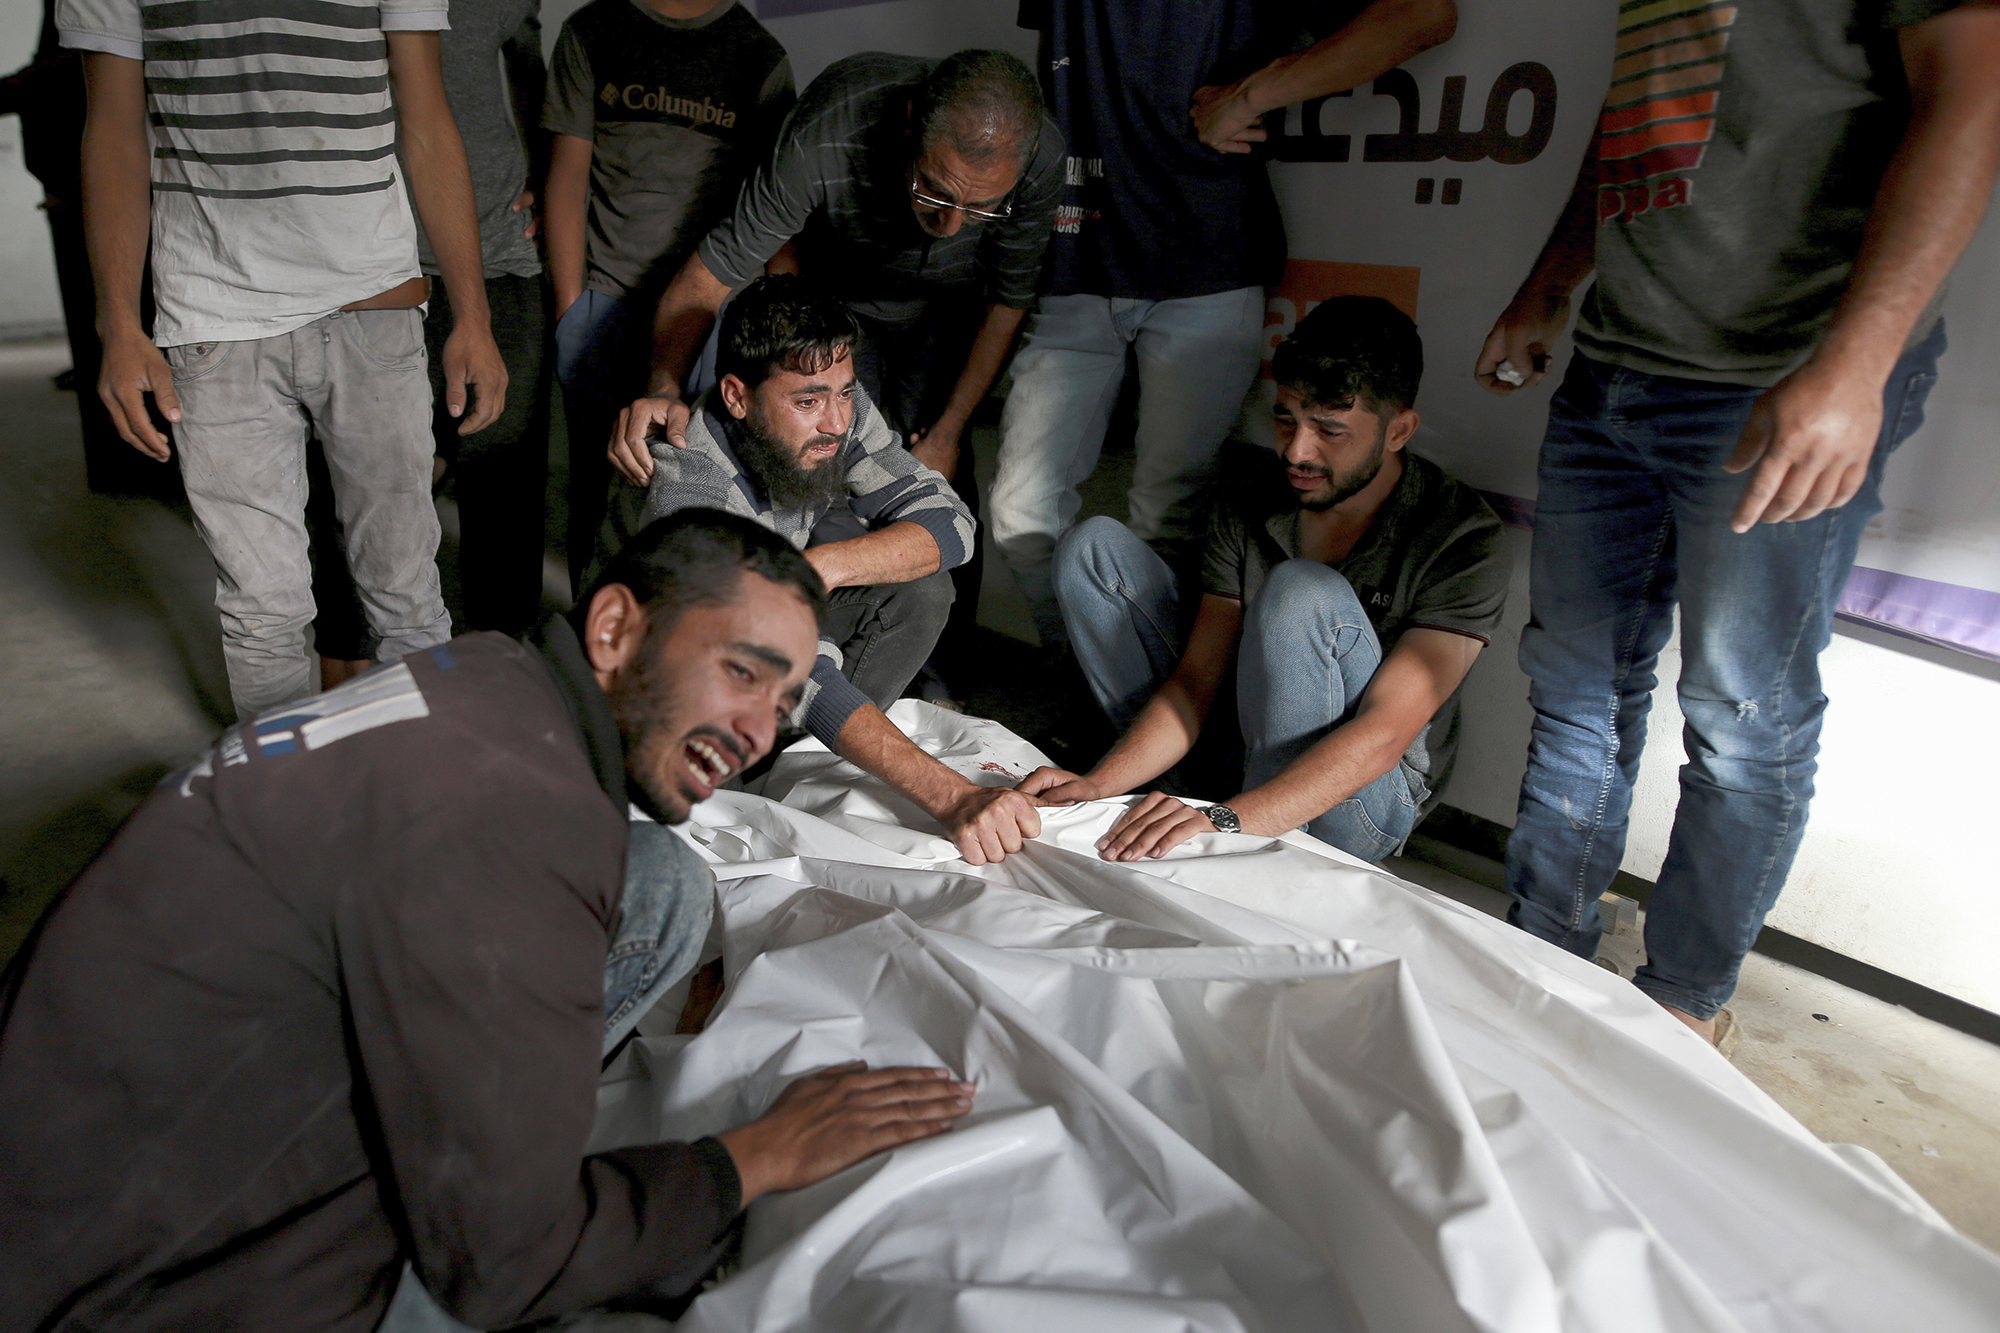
[1837,566,2000,663]
[758,0,891,15]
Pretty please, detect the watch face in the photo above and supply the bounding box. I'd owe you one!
[1207,805,1240,834]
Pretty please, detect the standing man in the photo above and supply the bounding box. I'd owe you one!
[419,0,552,639]
[610,47,1062,696]
[315,0,556,691]
[992,0,1458,652]
[64,0,508,719]
[542,0,794,585]
[0,510,977,1331]
[1476,0,2000,1043]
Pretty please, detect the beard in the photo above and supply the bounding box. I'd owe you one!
[735,402,850,512]
[606,618,746,825]
[1295,427,1387,512]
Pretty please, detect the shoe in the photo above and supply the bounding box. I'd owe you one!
[1713,1007,1743,1061]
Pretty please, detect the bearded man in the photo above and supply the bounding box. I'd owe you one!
[611,273,1045,865]
[0,510,977,1330]
[1021,296,1508,865]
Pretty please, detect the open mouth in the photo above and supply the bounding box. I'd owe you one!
[1287,467,1330,490]
[681,734,740,800]
[805,439,841,459]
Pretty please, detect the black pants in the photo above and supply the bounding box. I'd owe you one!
[312,274,551,655]
[819,570,955,711]
[849,300,986,677]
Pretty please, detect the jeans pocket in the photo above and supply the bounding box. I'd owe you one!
[350,308,426,371]
[1887,370,1938,454]
[166,340,231,382]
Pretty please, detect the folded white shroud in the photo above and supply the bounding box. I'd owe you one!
[582,702,2000,1333]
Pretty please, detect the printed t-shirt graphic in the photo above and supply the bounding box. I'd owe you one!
[1596,0,1739,221]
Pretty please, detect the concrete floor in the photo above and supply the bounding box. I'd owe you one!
[3,337,1998,1258]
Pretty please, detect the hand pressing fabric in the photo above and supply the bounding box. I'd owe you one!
[1096,791,1220,862]
[718,1062,974,1205]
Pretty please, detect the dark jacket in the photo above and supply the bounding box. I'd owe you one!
[0,624,738,1332]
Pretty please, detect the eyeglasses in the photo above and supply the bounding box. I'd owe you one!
[908,170,1012,223]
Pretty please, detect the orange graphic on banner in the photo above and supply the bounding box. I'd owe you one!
[1261,260,1421,375]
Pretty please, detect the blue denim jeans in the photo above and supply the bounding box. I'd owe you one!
[991,288,1267,647]
[1505,326,1945,1020]
[379,819,713,1331]
[1056,516,1417,862]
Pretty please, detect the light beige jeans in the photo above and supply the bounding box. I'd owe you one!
[167,308,450,718]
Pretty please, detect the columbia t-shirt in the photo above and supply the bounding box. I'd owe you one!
[57,0,446,347]
[1577,0,1968,385]
[542,0,792,300]
[1017,0,1337,301]
[1202,448,1507,806]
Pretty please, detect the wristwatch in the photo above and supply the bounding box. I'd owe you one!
[1201,804,1242,835]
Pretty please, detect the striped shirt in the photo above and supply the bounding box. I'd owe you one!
[698,52,1064,325]
[608,382,974,741]
[58,0,448,346]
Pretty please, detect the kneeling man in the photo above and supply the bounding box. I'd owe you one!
[0,511,974,1331]
[611,273,1041,863]
[1024,297,1506,863]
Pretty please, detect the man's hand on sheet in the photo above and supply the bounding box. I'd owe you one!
[609,394,691,485]
[718,1061,973,1206]
[1097,791,1219,862]
[940,785,1044,866]
[1017,766,1107,805]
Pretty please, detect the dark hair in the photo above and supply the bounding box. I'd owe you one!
[714,273,860,392]
[1272,295,1424,415]
[912,49,1042,167]
[570,508,826,638]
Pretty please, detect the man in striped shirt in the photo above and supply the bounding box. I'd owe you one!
[609,275,1045,866]
[61,0,507,718]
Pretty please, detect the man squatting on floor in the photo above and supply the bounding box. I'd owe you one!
[1023,297,1507,866]
[609,273,1046,865]
[0,511,978,1330]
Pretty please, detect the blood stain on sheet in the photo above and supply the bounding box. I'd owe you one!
[978,762,1020,777]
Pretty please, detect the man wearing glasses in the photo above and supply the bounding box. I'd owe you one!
[611,49,1062,701]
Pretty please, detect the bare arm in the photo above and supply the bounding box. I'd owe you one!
[607,252,733,483]
[81,52,177,460]
[545,133,592,317]
[1725,4,2000,531]
[389,30,508,433]
[1098,627,1482,860]
[907,302,1028,476]
[834,704,1044,866]
[1020,594,1245,802]
[1192,0,1458,152]
[1472,134,1598,396]
[807,520,942,591]
[501,16,547,239]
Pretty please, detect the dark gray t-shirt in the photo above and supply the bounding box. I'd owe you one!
[544,0,793,299]
[698,52,1065,324]
[1577,0,1967,385]
[1202,449,1507,805]
[415,0,544,280]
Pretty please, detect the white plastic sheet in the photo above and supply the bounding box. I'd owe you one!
[588,703,2000,1333]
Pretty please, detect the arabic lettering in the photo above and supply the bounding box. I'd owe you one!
[1269,63,1557,168]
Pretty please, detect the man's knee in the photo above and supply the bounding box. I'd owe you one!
[1248,559,1370,635]
[1053,516,1142,603]
[872,569,955,638]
